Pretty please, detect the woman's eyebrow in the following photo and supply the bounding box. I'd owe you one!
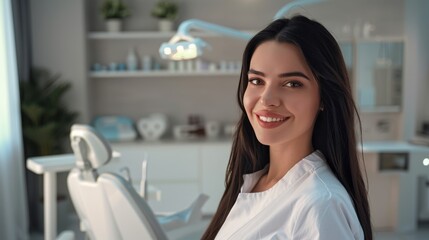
[278,71,310,80]
[248,68,310,80]
[248,68,265,76]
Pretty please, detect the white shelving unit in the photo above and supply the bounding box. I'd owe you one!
[89,70,240,78]
[87,31,248,78]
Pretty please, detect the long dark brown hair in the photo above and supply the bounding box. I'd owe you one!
[202,15,372,240]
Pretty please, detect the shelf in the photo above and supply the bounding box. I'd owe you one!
[359,105,401,113]
[88,30,256,40]
[89,70,241,78]
[359,141,429,153]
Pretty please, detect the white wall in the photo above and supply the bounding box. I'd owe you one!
[87,0,404,37]
[403,0,429,139]
[30,0,89,123]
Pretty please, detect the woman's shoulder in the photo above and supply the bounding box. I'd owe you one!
[309,168,351,200]
[292,158,355,210]
[291,187,364,239]
[279,150,351,204]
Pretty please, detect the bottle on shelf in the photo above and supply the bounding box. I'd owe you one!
[126,47,139,71]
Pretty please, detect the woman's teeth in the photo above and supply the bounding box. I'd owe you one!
[258,116,286,122]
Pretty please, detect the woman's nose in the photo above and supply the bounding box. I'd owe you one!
[259,87,281,107]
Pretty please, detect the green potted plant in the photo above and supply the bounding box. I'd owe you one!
[151,0,178,32]
[101,0,130,32]
[20,68,79,157]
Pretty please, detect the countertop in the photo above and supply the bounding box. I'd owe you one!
[360,141,429,153]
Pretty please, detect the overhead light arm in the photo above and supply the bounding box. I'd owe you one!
[160,0,326,61]
[274,0,325,20]
[176,19,253,41]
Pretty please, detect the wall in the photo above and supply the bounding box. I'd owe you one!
[403,0,429,139]
[87,0,404,36]
[30,0,89,123]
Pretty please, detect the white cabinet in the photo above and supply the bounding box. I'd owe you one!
[200,142,231,213]
[105,140,232,214]
[360,141,429,232]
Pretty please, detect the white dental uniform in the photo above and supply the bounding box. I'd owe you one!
[215,150,364,240]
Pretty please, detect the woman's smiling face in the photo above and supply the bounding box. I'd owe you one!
[244,40,321,148]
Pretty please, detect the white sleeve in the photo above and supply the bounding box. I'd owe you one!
[291,195,364,240]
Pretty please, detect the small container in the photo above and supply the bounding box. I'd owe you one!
[228,61,235,71]
[186,60,194,72]
[177,60,185,72]
[208,63,217,72]
[118,63,127,71]
[126,48,138,71]
[142,55,152,71]
[109,62,117,71]
[168,61,176,71]
[219,61,228,72]
[195,58,203,72]
[92,63,102,71]
[205,121,221,139]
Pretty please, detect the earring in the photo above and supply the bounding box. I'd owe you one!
[320,104,324,111]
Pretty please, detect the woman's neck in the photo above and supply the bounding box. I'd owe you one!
[251,140,314,193]
[267,138,314,182]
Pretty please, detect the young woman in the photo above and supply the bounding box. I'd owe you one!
[202,15,372,239]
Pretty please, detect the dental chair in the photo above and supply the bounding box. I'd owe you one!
[67,124,209,240]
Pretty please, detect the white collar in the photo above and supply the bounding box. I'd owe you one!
[240,150,326,194]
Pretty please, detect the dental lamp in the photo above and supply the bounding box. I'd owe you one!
[159,19,253,60]
[159,0,325,61]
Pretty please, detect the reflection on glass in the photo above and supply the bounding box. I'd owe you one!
[356,41,403,110]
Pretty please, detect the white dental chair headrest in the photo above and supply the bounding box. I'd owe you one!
[70,124,112,170]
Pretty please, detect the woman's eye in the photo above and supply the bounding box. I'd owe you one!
[249,78,262,85]
[284,81,303,88]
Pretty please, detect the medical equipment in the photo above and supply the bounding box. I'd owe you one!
[159,0,325,61]
[68,124,209,239]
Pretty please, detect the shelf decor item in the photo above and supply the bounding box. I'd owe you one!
[101,0,130,32]
[137,114,168,141]
[151,0,178,32]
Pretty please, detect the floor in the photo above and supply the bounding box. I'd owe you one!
[30,216,429,240]
[30,213,208,240]
[374,229,429,240]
